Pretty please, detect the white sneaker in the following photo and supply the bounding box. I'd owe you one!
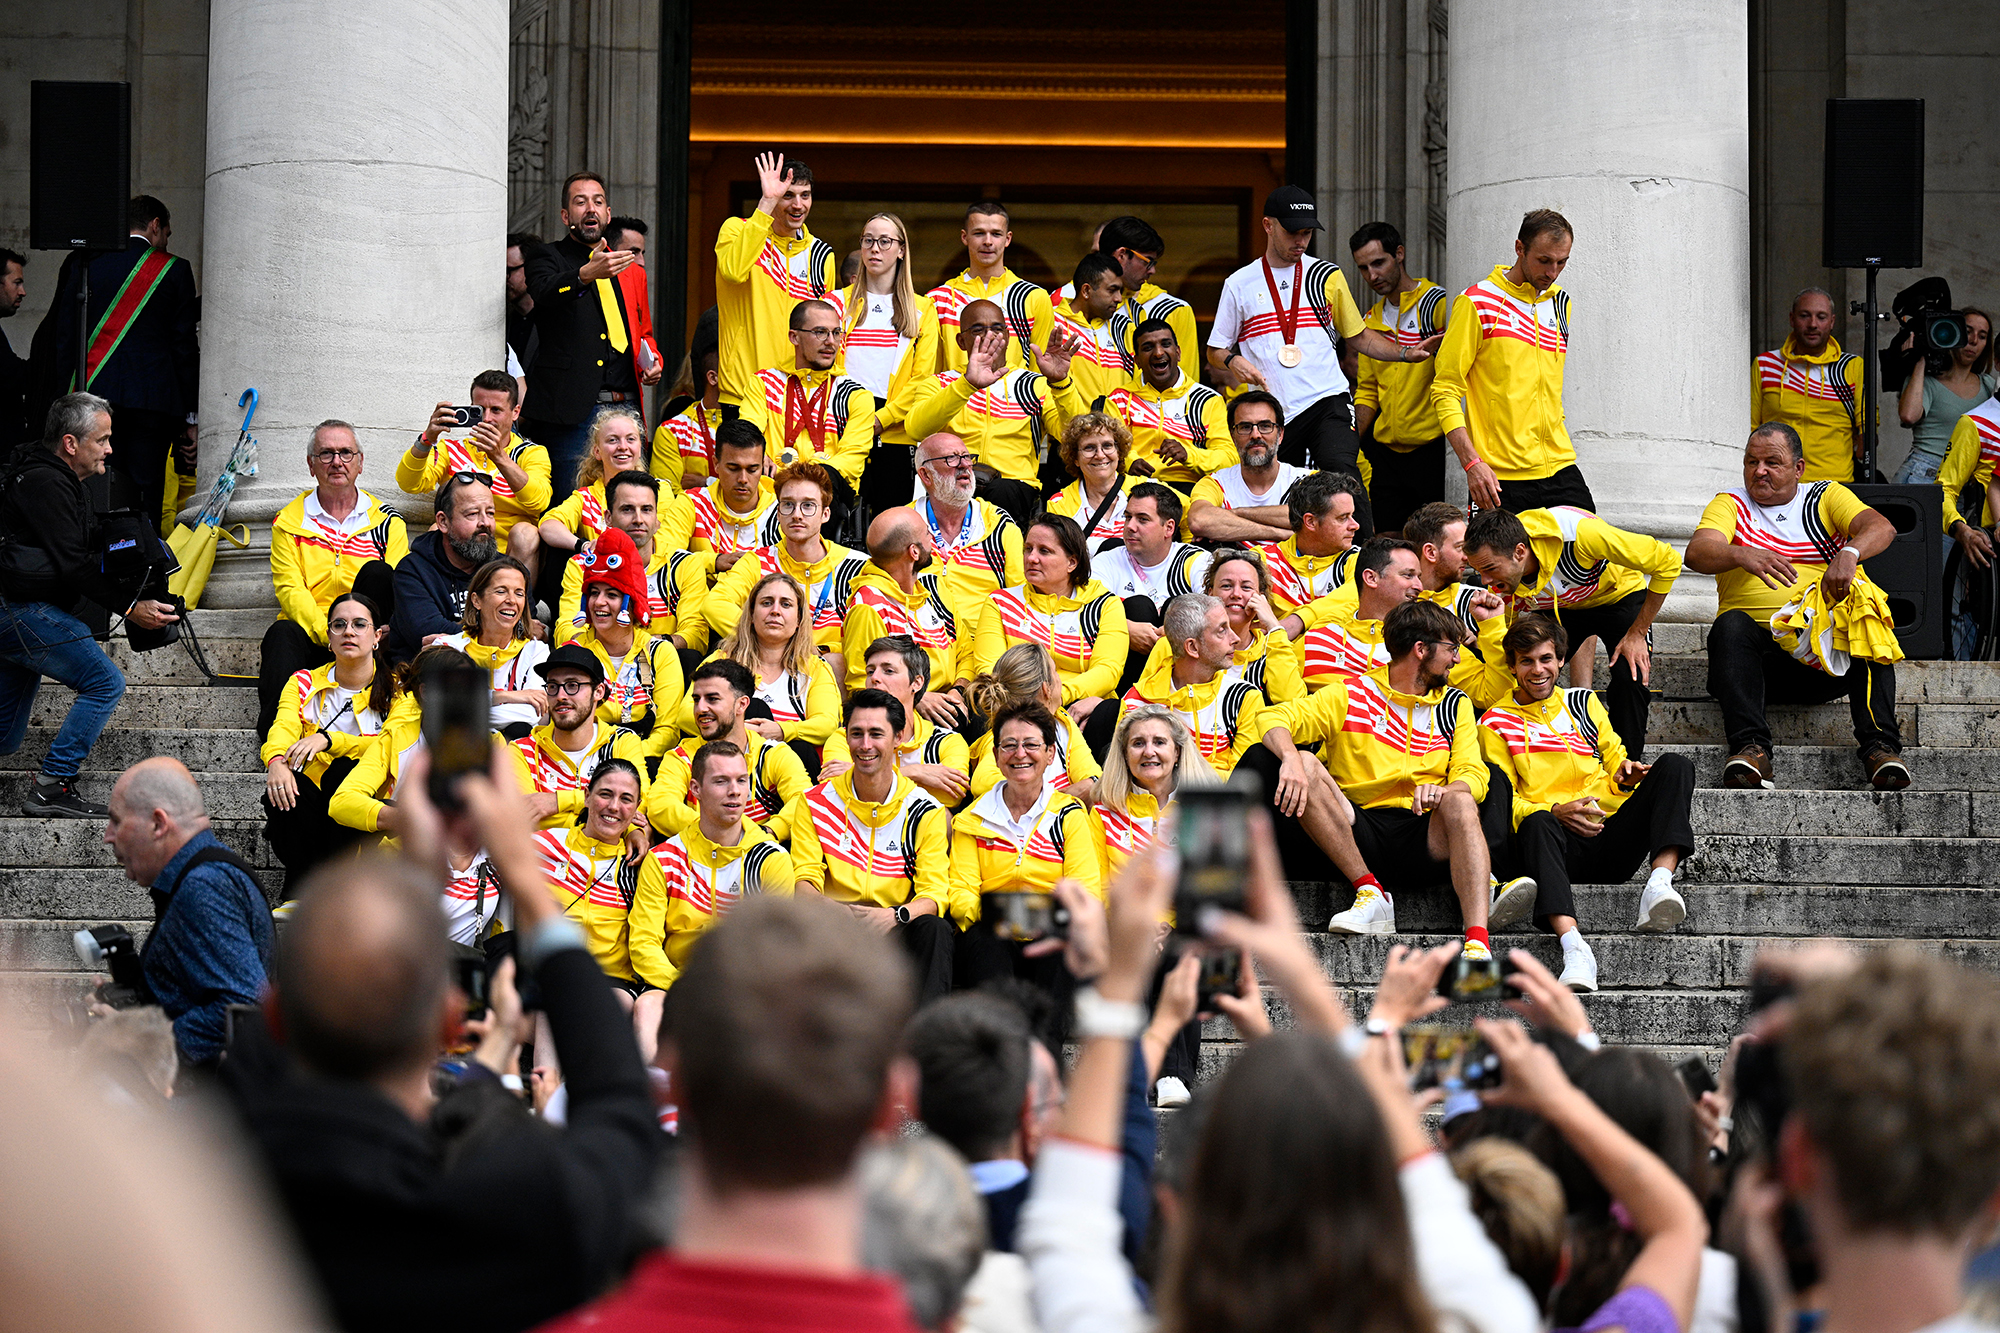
[1488,875,1539,931]
[1155,1076,1191,1108]
[1329,888,1397,935]
[1635,882,1687,933]
[1559,946,1600,993]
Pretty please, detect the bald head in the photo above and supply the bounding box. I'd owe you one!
[112,757,203,825]
[105,757,211,886]
[276,857,450,1083]
[868,507,928,563]
[956,299,1008,352]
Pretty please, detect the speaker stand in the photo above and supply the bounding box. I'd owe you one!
[1859,261,1881,482]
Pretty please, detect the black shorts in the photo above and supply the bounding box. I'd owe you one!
[1350,805,1450,890]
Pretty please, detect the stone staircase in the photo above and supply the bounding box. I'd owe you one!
[0,614,1995,1077]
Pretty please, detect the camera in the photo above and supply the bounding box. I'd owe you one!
[72,924,149,1010]
[982,891,1068,943]
[1173,774,1258,935]
[445,405,485,428]
[1885,276,1970,389]
[1435,951,1521,1004]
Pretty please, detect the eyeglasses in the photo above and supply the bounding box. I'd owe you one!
[921,453,977,471]
[799,326,842,341]
[314,449,361,463]
[1230,421,1280,437]
[1422,639,1464,656]
[327,617,374,632]
[1078,440,1120,456]
[1119,248,1160,272]
[776,499,822,515]
[995,739,1047,755]
[859,235,902,250]
[548,678,594,696]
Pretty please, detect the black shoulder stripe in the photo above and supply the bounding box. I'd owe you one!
[1552,291,1571,341]
[1080,592,1110,642]
[1564,687,1603,758]
[1438,687,1468,744]
[743,842,779,893]
[1186,383,1221,445]
[809,238,836,297]
[369,517,395,557]
[1221,680,1256,737]
[1417,286,1447,336]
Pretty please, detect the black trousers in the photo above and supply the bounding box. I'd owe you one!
[263,757,369,899]
[860,437,916,524]
[1705,609,1902,757]
[1495,465,1596,514]
[897,913,958,1006]
[1515,753,1696,929]
[254,559,397,739]
[1147,950,1200,1086]
[1362,434,1448,537]
[1236,742,1335,882]
[105,406,181,533]
[957,926,1078,1053]
[1556,591,1653,758]
[1480,762,1522,879]
[1285,392,1373,536]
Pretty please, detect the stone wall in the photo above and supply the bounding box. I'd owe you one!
[508,0,658,243]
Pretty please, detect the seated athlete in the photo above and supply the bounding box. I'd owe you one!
[975,513,1129,748]
[965,643,1103,803]
[819,634,973,807]
[1091,482,1210,691]
[1114,593,1262,775]
[1237,600,1534,962]
[513,641,651,833]
[646,659,809,843]
[1478,615,1695,994]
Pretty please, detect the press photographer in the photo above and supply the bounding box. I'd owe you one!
[0,392,180,817]
[1885,279,1995,486]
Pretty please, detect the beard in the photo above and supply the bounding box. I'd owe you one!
[449,531,498,568]
[913,545,935,574]
[928,473,975,508]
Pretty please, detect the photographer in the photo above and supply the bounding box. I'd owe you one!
[1894,307,1994,485]
[102,757,271,1068]
[0,392,179,817]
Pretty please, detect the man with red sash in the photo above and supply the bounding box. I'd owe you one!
[736,299,875,531]
[49,195,199,529]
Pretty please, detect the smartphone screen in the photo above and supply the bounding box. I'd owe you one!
[422,663,491,814]
[1173,775,1257,934]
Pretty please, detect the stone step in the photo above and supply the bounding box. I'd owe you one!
[0,866,278,921]
[1686,787,1972,837]
[29,684,258,732]
[0,818,272,869]
[1593,655,2000,704]
[1644,700,2000,748]
[99,637,261,684]
[0,772,268,820]
[1656,743,1994,791]
[0,919,155,971]
[1373,883,2000,939]
[0,728,259,775]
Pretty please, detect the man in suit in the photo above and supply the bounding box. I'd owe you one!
[50,196,199,526]
[520,173,661,504]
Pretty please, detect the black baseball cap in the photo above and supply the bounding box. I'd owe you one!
[536,642,606,687]
[1263,186,1325,232]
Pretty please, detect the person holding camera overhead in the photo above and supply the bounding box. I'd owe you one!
[0,392,180,817]
[1896,306,1993,483]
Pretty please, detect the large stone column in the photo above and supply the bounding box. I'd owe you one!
[195,0,509,609]
[1448,2,1749,619]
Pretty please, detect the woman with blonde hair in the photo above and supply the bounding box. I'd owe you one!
[965,642,1100,803]
[537,405,695,567]
[679,570,840,773]
[844,212,941,514]
[1045,412,1143,545]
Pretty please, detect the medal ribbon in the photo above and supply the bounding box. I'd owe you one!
[784,375,833,456]
[1259,257,1305,348]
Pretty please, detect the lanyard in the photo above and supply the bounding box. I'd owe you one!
[1259,258,1305,347]
[922,497,974,551]
[694,403,714,463]
[784,375,832,455]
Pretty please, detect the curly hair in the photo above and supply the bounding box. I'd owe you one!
[1057,411,1132,479]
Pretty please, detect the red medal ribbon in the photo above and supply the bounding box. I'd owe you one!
[783,374,833,456]
[1258,256,1305,348]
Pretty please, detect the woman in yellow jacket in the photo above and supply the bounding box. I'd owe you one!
[261,591,397,897]
[536,406,697,574]
[1044,412,1145,546]
[966,643,1102,802]
[567,529,684,763]
[974,513,1128,734]
[676,570,842,770]
[438,555,549,741]
[839,214,941,448]
[951,701,1103,1009]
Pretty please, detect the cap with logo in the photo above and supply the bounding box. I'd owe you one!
[1263,186,1325,232]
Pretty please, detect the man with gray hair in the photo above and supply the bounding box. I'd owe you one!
[860,1135,989,1333]
[260,417,408,737]
[0,393,181,816]
[102,756,270,1065]
[1108,591,1264,775]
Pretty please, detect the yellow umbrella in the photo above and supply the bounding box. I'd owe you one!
[165,388,261,610]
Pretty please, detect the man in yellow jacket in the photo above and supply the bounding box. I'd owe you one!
[1478,614,1696,994]
[1104,321,1235,490]
[627,738,795,992]
[1461,504,1682,757]
[927,201,1054,377]
[398,371,552,574]
[1350,221,1450,534]
[1430,209,1590,513]
[1115,593,1263,775]
[785,691,958,1002]
[735,299,875,515]
[714,151,839,411]
[1237,600,1525,963]
[841,507,963,705]
[1751,288,1866,483]
[259,420,408,738]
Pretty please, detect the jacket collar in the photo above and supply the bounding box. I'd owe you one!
[1780,334,1844,366]
[153,827,223,900]
[967,778,1055,838]
[1487,264,1561,305]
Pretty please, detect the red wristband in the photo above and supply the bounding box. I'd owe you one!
[1463,455,1485,473]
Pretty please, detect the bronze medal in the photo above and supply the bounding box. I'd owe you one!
[1277,343,1303,368]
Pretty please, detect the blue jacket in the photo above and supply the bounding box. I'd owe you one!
[388,529,473,665]
[140,829,273,1065]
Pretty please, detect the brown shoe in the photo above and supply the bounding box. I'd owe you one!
[1864,746,1911,792]
[1722,745,1773,790]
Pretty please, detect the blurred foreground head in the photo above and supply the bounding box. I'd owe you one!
[666,895,914,1194]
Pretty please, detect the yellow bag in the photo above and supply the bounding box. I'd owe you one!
[1770,570,1906,675]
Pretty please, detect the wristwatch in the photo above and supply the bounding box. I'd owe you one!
[1339,1015,1395,1060]
[1073,988,1146,1041]
[893,903,914,925]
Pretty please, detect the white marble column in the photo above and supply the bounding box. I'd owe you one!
[1448,1,1749,619]
[194,0,509,609]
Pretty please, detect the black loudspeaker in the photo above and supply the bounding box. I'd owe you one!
[1852,483,1943,659]
[30,81,131,251]
[1823,99,1924,270]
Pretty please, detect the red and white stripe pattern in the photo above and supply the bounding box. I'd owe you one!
[1118,679,1245,764]
[1301,620,1389,684]
[675,743,780,823]
[755,242,842,308]
[1468,279,1566,354]
[851,584,953,655]
[801,782,923,881]
[573,486,607,541]
[438,435,519,499]
[1238,307,1330,339]
[1052,309,1126,375]
[651,839,755,918]
[930,280,1034,343]
[1966,397,2000,466]
[1719,487,1844,563]
[973,817,1065,870]
[533,830,628,911]
[1105,385,1200,444]
[298,516,381,562]
[1339,674,1452,759]
[1510,506,1607,611]
[1754,350,1850,403]
[1259,543,1352,610]
[1096,804,1159,862]
[1481,704,1597,760]
[990,587,1088,661]
[514,735,592,801]
[689,490,774,553]
[663,408,714,473]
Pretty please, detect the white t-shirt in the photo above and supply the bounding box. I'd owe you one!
[441,850,509,946]
[302,679,381,738]
[1208,258,1347,418]
[843,292,909,399]
[440,634,551,731]
[1093,543,1211,604]
[1210,460,1306,510]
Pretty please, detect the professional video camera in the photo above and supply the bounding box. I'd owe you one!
[72,923,150,1010]
[1882,276,1971,393]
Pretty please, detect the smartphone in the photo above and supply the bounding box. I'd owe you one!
[446,405,485,428]
[422,663,491,814]
[453,954,490,1017]
[1677,1056,1718,1099]
[1194,946,1243,1013]
[1173,773,1259,935]
[1404,1025,1505,1091]
[1436,952,1522,1004]
[983,891,1068,943]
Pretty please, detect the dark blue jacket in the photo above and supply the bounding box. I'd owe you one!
[388,529,474,665]
[51,238,200,417]
[140,829,272,1065]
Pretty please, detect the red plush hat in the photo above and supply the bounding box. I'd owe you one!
[579,526,648,605]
